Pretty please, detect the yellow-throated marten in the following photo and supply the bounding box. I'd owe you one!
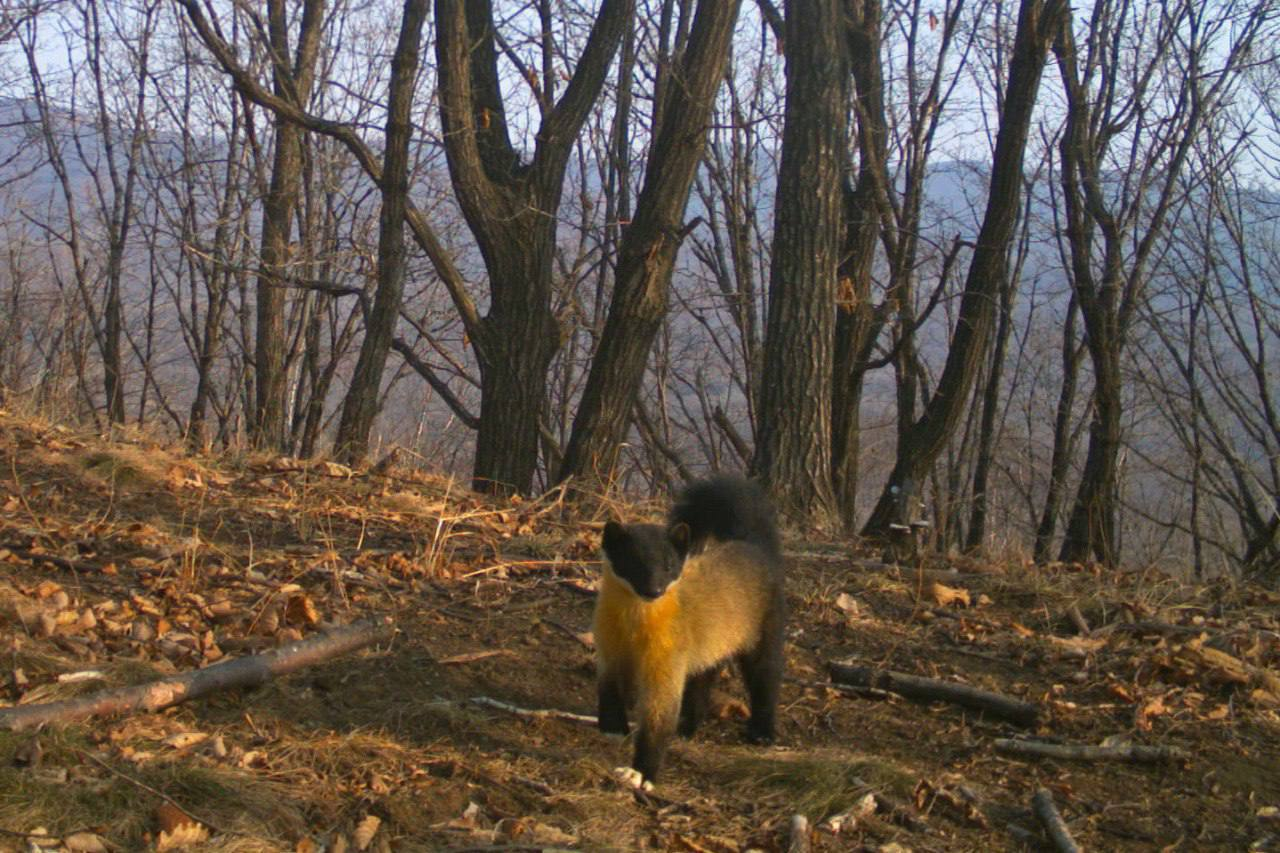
[594,476,786,786]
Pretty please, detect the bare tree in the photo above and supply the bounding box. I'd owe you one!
[17,0,160,426]
[248,0,326,450]
[329,0,429,463]
[1051,0,1271,564]
[557,0,743,489]
[861,0,1067,538]
[432,0,632,491]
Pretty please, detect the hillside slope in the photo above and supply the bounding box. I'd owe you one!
[0,412,1277,851]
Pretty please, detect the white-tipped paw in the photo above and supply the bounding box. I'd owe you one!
[613,766,654,792]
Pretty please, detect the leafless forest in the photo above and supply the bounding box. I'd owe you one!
[1,0,1278,578]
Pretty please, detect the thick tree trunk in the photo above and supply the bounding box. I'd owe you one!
[862,0,1064,538]
[252,126,300,448]
[557,0,742,488]
[334,0,428,464]
[472,250,562,492]
[252,0,325,450]
[755,0,848,522]
[434,0,631,494]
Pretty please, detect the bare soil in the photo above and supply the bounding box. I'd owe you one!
[0,412,1277,851]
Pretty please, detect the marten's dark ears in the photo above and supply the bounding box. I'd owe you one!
[668,521,691,555]
[602,520,628,559]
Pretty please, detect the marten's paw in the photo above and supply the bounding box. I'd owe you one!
[613,766,654,792]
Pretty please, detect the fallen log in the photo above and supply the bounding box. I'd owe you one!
[1032,788,1082,853]
[994,737,1186,763]
[0,616,395,731]
[827,661,1039,726]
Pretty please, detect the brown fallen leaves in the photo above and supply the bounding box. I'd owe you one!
[154,802,209,850]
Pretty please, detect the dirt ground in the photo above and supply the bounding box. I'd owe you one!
[0,411,1277,851]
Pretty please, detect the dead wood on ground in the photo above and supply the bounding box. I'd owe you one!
[1032,787,1082,853]
[0,617,395,730]
[995,737,1187,763]
[827,661,1039,726]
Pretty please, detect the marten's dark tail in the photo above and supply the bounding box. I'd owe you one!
[669,475,782,562]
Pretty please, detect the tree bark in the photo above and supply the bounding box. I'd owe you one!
[249,0,326,450]
[434,0,632,493]
[965,195,1025,553]
[862,0,1065,538]
[333,0,428,463]
[754,0,848,522]
[830,1,888,528]
[1033,295,1084,562]
[557,0,742,489]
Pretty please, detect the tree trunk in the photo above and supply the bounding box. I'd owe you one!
[965,236,1018,553]
[434,0,631,493]
[1033,294,1084,562]
[1058,343,1121,563]
[830,0,887,529]
[755,0,848,522]
[252,0,326,450]
[557,0,742,489]
[333,0,428,464]
[862,0,1065,538]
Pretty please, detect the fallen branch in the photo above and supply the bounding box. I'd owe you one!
[0,617,395,731]
[468,696,598,726]
[827,661,1039,726]
[994,737,1187,763]
[1032,788,1081,853]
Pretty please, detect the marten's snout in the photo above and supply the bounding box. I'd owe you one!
[635,577,674,600]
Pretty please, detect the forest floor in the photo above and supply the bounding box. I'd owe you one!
[0,411,1278,852]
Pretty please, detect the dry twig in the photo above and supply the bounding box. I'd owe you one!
[467,696,597,726]
[79,749,229,837]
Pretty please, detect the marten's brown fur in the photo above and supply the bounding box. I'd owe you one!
[594,476,785,784]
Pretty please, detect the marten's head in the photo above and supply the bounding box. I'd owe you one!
[601,521,692,600]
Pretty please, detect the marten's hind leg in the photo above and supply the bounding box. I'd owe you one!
[678,669,716,737]
[738,605,785,744]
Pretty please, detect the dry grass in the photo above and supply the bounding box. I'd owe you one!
[0,410,1278,850]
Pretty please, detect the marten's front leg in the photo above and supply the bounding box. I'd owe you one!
[597,672,629,735]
